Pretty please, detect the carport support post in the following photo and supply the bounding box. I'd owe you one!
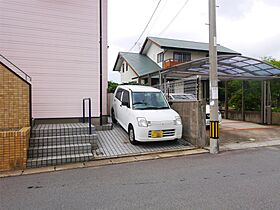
[148,75,152,86]
[267,80,272,124]
[242,81,245,121]
[261,80,272,125]
[198,76,203,100]
[261,81,264,123]
[261,81,267,124]
[209,0,219,154]
[159,71,162,91]
[225,81,228,119]
[164,75,167,94]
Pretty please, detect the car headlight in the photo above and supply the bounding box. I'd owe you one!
[137,117,148,127]
[174,116,182,125]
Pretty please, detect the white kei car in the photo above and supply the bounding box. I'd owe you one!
[111,85,182,144]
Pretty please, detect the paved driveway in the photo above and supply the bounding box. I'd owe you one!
[95,124,193,158]
[219,119,280,145]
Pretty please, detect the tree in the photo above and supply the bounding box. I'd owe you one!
[262,56,280,68]
[107,81,119,93]
[221,57,280,112]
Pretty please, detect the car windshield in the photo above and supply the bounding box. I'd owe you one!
[132,92,169,110]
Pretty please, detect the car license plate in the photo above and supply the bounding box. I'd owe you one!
[151,130,163,138]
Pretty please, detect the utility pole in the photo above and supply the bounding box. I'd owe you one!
[209,0,219,154]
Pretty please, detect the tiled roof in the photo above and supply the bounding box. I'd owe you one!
[114,52,161,76]
[142,37,240,54]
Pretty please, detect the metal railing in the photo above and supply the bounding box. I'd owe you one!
[0,54,32,82]
[82,98,92,134]
[154,76,200,99]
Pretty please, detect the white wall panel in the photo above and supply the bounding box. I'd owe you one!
[0,0,108,118]
[120,62,138,83]
[146,44,163,65]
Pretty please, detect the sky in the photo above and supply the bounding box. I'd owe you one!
[108,0,280,82]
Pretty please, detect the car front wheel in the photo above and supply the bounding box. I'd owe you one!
[128,125,137,145]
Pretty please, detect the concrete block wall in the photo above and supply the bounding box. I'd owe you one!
[0,63,30,129]
[171,101,208,147]
[272,112,280,125]
[226,110,280,125]
[226,110,261,123]
[0,127,30,171]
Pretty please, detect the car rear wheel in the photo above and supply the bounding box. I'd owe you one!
[128,125,137,145]
[111,109,117,124]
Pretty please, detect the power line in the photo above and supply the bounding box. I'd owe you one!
[146,0,168,35]
[159,0,190,35]
[129,0,162,51]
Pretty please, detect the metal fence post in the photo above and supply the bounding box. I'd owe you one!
[82,99,85,123]
[89,98,92,134]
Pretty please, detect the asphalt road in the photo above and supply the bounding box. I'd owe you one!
[1,146,280,210]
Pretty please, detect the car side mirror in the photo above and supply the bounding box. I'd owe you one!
[168,101,173,106]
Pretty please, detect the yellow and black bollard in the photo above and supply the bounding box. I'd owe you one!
[209,121,219,139]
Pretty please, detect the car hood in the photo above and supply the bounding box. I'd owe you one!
[132,109,180,121]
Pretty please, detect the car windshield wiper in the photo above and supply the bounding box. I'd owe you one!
[155,106,169,109]
[135,106,155,110]
[136,106,169,110]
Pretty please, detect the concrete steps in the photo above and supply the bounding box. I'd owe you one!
[27,153,94,168]
[31,123,95,138]
[28,123,97,168]
[29,134,97,147]
[28,143,92,158]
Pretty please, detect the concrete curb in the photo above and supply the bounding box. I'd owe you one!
[0,148,207,178]
[220,139,280,151]
[205,139,280,152]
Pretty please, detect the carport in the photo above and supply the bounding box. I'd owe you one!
[138,55,280,125]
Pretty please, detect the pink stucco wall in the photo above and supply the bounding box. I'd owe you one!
[0,0,108,118]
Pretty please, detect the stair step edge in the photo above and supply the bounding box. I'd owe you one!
[27,153,94,162]
[28,143,92,150]
[30,134,97,140]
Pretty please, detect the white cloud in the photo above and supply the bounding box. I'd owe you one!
[217,0,255,20]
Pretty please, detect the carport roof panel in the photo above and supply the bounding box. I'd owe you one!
[144,55,280,80]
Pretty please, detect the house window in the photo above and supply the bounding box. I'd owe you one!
[157,52,164,63]
[173,52,191,62]
[126,63,128,71]
[122,63,125,73]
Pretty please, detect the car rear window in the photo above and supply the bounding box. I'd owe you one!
[116,88,123,101]
[122,90,130,108]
